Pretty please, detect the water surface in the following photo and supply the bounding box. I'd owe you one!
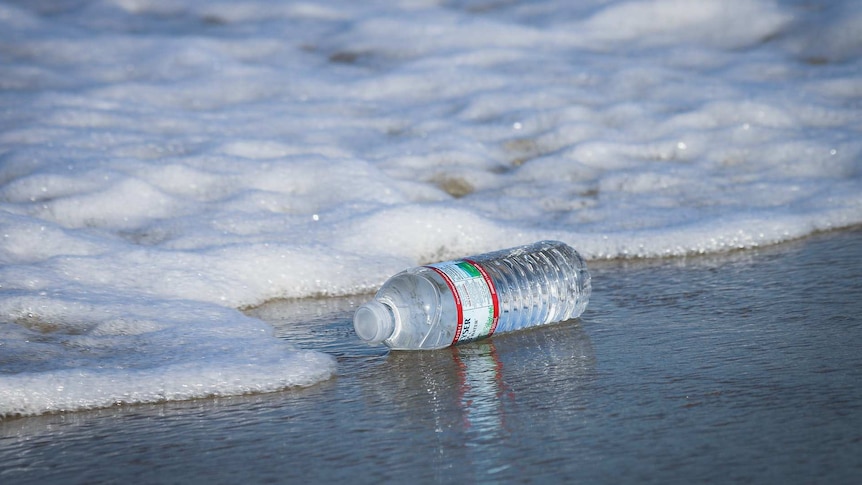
[2,228,860,483]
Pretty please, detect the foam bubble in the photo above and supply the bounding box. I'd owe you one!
[579,0,791,49]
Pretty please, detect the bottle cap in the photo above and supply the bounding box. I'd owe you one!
[353,300,395,344]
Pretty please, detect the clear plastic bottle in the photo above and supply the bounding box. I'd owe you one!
[353,240,591,350]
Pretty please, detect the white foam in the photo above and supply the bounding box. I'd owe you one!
[2,0,861,416]
[578,0,792,49]
[0,290,335,416]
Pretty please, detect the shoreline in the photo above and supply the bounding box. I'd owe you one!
[2,226,860,483]
[238,222,862,316]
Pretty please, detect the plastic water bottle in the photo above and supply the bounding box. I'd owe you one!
[353,240,591,350]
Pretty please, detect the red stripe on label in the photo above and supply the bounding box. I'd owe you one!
[426,266,464,344]
[464,259,500,336]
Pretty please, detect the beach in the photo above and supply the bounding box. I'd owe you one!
[2,227,860,483]
[1,0,861,481]
[2,0,861,416]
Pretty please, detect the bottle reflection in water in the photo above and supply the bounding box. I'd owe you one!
[369,321,596,482]
[453,342,510,432]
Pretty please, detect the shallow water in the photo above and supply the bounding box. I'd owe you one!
[2,228,860,484]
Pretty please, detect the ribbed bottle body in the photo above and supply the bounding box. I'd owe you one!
[471,241,590,335]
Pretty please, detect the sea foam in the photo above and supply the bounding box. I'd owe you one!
[1,0,860,416]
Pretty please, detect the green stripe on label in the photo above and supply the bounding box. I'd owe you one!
[456,261,481,277]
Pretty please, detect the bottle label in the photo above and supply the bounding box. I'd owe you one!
[426,259,499,345]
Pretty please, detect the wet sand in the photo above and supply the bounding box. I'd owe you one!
[2,228,861,484]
